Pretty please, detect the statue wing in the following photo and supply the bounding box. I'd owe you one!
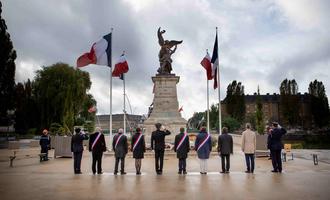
[168,40,183,48]
[158,27,164,46]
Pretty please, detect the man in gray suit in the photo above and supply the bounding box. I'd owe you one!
[112,128,128,175]
[217,127,233,173]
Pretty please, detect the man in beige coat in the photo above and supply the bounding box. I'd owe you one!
[241,123,256,173]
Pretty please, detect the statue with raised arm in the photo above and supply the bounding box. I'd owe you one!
[157,27,183,74]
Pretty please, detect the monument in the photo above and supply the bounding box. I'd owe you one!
[143,27,187,142]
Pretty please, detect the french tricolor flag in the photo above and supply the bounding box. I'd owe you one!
[112,53,129,78]
[77,33,112,67]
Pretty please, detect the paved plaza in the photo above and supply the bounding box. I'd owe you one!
[0,145,330,200]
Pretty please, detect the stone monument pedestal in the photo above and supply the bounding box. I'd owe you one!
[143,74,187,143]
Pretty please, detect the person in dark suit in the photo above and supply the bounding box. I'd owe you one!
[71,128,89,174]
[174,127,190,174]
[39,129,51,161]
[131,127,146,175]
[89,127,107,175]
[151,123,171,175]
[269,122,287,173]
[194,127,212,174]
[218,127,233,173]
[112,128,128,175]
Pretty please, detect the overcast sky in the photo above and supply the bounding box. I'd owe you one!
[3,0,330,119]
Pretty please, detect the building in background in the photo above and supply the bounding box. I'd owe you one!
[96,114,146,134]
[221,93,312,129]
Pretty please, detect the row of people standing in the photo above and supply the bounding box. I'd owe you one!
[70,122,286,175]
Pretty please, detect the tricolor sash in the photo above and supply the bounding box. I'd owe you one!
[91,132,101,150]
[132,133,143,151]
[197,133,210,151]
[176,133,187,151]
[115,134,123,149]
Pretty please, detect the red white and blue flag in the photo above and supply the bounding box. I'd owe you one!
[200,52,212,80]
[112,53,129,79]
[211,32,219,89]
[77,33,112,67]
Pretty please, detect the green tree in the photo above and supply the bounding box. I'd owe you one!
[255,87,265,134]
[33,63,92,132]
[0,2,17,124]
[222,117,240,133]
[308,80,330,128]
[209,104,219,130]
[225,80,246,122]
[188,112,205,130]
[14,79,39,134]
[279,79,300,126]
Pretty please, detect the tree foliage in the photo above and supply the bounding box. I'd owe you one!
[222,117,240,133]
[0,2,17,124]
[279,79,300,126]
[14,79,39,134]
[255,87,265,134]
[308,80,330,128]
[33,63,93,133]
[225,80,246,122]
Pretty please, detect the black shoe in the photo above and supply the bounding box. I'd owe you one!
[220,171,225,174]
[75,172,82,174]
[225,171,230,173]
[136,172,141,175]
[178,171,182,174]
[93,172,96,175]
[183,171,187,175]
[245,170,250,173]
[114,172,118,175]
[97,172,103,174]
[121,172,127,175]
[271,170,278,173]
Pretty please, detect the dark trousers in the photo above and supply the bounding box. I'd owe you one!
[245,154,255,172]
[73,152,83,173]
[41,147,48,160]
[178,158,186,172]
[155,149,164,172]
[271,149,282,172]
[114,157,125,173]
[221,154,230,172]
[92,151,103,174]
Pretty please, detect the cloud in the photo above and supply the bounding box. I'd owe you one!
[2,0,330,120]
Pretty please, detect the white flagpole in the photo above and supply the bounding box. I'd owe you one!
[123,73,126,135]
[216,27,222,135]
[206,49,210,134]
[109,28,113,151]
[207,79,210,134]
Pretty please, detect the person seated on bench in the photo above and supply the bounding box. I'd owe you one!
[39,129,51,161]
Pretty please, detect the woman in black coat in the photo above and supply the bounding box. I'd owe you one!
[131,128,146,175]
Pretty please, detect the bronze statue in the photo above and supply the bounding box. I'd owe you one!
[157,27,182,74]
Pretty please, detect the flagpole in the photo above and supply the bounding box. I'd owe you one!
[123,73,126,135]
[216,27,222,135]
[109,28,113,151]
[206,49,210,134]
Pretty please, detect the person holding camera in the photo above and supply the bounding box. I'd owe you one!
[151,123,171,175]
[269,122,287,173]
[89,127,107,175]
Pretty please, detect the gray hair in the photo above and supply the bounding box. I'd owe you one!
[118,128,124,133]
[246,123,251,129]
